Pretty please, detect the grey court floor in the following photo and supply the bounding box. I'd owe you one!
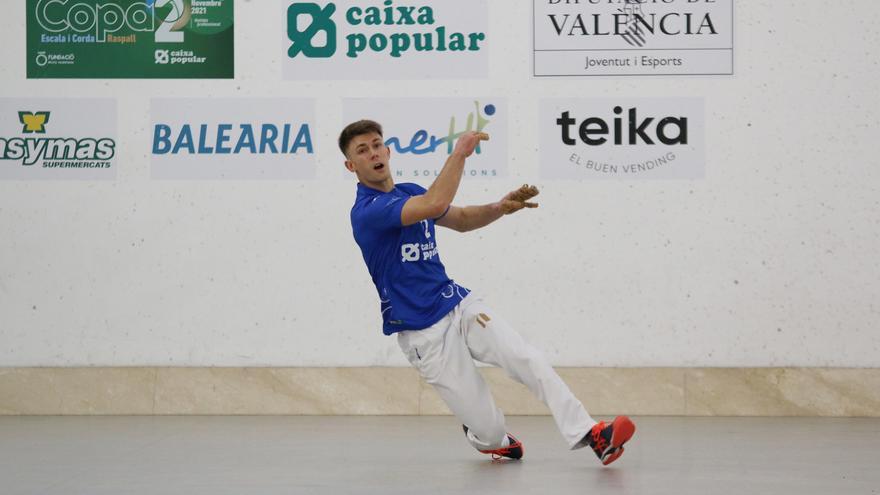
[1,415,878,495]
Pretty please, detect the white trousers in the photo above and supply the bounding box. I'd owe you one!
[397,293,596,450]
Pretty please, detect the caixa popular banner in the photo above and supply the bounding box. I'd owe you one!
[27,0,234,78]
[284,0,488,80]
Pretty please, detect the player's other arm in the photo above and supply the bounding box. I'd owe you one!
[400,132,488,226]
[436,184,540,233]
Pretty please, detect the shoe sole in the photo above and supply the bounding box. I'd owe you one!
[602,416,636,466]
[467,426,524,460]
[481,436,524,460]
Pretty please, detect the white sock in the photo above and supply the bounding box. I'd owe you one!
[465,429,510,450]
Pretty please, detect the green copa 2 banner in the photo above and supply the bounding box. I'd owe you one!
[27,0,234,78]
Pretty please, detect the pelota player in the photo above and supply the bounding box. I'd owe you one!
[340,120,635,465]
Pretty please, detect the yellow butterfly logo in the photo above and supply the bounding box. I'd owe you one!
[18,111,51,133]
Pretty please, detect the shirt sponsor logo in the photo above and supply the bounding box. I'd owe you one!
[400,241,438,263]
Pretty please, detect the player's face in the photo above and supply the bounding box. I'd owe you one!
[345,132,392,186]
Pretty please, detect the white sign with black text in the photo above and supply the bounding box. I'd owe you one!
[533,0,734,76]
[540,98,705,180]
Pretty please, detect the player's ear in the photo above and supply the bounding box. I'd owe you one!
[344,159,355,172]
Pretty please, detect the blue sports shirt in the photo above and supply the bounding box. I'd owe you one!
[351,182,470,335]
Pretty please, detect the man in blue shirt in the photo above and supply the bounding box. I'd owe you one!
[341,120,635,465]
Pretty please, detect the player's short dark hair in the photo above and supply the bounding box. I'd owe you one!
[339,120,383,157]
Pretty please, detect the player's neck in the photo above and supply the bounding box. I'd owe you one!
[360,177,395,193]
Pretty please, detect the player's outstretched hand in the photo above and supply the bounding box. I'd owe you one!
[452,131,489,158]
[500,184,539,215]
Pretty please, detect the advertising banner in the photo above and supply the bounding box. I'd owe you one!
[284,0,488,79]
[343,98,506,179]
[540,98,705,180]
[534,0,734,76]
[151,98,317,180]
[27,0,234,78]
[0,98,117,180]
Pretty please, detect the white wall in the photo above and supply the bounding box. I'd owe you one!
[1,0,878,367]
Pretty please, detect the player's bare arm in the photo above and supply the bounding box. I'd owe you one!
[436,184,540,233]
[400,131,489,226]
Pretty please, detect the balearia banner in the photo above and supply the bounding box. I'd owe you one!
[150,98,316,180]
[27,0,234,78]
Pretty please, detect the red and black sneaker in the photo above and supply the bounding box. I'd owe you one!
[584,416,636,466]
[463,425,524,460]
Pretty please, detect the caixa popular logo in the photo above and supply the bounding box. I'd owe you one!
[0,111,115,168]
[152,122,314,155]
[34,0,189,43]
[287,0,486,59]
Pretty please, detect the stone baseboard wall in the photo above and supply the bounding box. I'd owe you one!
[1,367,878,416]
